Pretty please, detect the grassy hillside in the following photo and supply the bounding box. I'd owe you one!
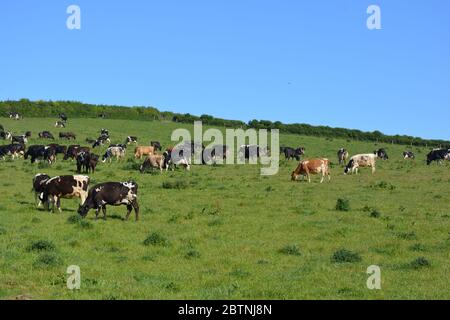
[0,117,449,300]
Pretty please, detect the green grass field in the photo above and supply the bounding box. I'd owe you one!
[0,117,449,300]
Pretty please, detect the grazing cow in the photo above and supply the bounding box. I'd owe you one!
[426,149,450,165]
[162,150,190,171]
[47,144,67,157]
[100,129,109,136]
[92,134,111,148]
[283,147,305,161]
[24,131,32,138]
[151,141,162,151]
[11,135,28,144]
[59,132,76,140]
[1,131,12,140]
[202,145,229,164]
[59,113,68,122]
[76,152,99,173]
[139,154,165,173]
[32,173,50,207]
[291,158,331,183]
[63,145,89,161]
[337,148,349,165]
[39,175,90,212]
[9,112,21,120]
[55,120,66,128]
[403,151,415,160]
[134,146,155,159]
[374,148,389,160]
[8,143,26,159]
[239,145,267,161]
[78,181,139,221]
[24,145,55,164]
[102,146,126,162]
[125,136,138,144]
[344,154,377,175]
[39,131,55,140]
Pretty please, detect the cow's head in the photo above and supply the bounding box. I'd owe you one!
[291,171,298,181]
[78,204,90,217]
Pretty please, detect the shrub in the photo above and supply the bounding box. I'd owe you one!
[143,232,170,247]
[185,249,201,259]
[332,249,362,263]
[409,243,425,252]
[34,253,62,267]
[335,198,350,212]
[279,245,301,256]
[27,240,56,252]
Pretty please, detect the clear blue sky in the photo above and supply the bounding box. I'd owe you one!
[1,1,449,139]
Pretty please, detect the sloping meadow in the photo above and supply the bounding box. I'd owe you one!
[0,117,449,299]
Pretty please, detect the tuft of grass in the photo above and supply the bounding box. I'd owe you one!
[409,243,426,252]
[143,232,170,247]
[335,198,350,212]
[408,257,431,270]
[185,249,201,259]
[162,180,188,190]
[27,240,56,252]
[370,210,381,218]
[279,244,301,256]
[331,249,361,263]
[67,215,93,229]
[0,226,6,235]
[396,231,417,240]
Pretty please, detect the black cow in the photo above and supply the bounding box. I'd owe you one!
[78,181,139,221]
[403,151,415,160]
[125,136,138,144]
[39,175,90,212]
[239,145,268,160]
[151,141,162,151]
[24,145,56,164]
[92,134,110,148]
[39,131,55,140]
[24,131,32,138]
[47,144,67,157]
[426,149,449,165]
[59,132,76,140]
[0,144,25,160]
[283,147,305,161]
[374,148,389,160]
[32,173,50,207]
[76,152,99,173]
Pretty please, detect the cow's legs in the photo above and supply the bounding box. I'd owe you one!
[132,200,139,221]
[126,205,133,220]
[95,207,100,220]
[102,206,107,219]
[372,166,376,174]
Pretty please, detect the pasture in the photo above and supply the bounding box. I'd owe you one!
[0,117,449,300]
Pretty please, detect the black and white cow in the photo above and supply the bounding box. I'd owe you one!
[0,144,25,160]
[39,131,55,140]
[55,120,66,128]
[403,151,415,160]
[11,135,28,144]
[32,173,50,207]
[9,112,21,120]
[374,148,389,160]
[39,175,90,212]
[78,181,139,221]
[238,145,268,161]
[125,136,138,144]
[102,146,126,162]
[426,149,450,165]
[0,131,12,140]
[59,113,68,122]
[100,129,109,136]
[47,144,67,157]
[92,134,110,148]
[163,149,190,171]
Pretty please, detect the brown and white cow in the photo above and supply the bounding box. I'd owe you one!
[344,153,377,175]
[134,146,155,159]
[39,175,90,212]
[291,158,331,183]
[139,154,165,173]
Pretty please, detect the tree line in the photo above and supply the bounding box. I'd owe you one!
[1,99,448,149]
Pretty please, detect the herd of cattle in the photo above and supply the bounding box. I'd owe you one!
[1,116,450,220]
